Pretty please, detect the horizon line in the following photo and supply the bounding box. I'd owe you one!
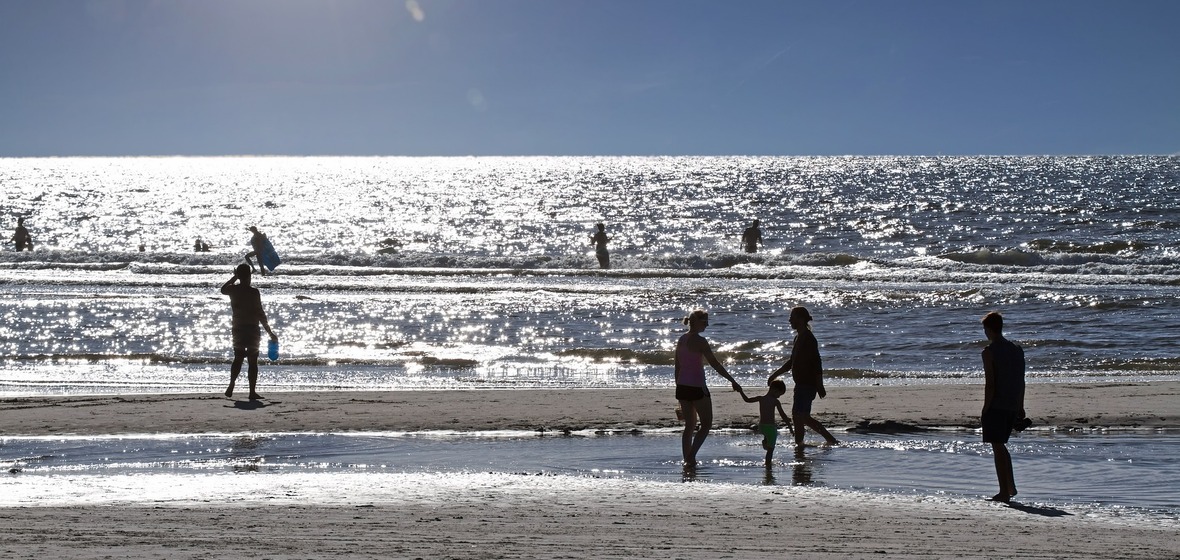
[2,152,1176,159]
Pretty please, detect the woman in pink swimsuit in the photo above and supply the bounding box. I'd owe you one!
[675,309,742,466]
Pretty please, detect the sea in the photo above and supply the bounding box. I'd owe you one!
[2,155,1179,521]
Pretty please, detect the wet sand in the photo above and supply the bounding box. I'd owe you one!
[2,381,1178,559]
[1,380,1177,436]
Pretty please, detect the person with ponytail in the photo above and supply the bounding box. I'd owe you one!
[674,309,742,466]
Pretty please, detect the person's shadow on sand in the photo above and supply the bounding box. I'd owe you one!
[1004,501,1073,518]
[229,400,271,411]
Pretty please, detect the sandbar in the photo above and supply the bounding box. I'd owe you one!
[1,381,1177,436]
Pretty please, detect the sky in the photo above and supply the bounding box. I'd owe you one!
[1,0,1177,157]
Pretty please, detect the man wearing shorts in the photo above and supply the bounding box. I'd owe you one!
[980,311,1026,503]
[221,264,278,400]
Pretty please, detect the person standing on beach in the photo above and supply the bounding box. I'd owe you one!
[741,219,763,253]
[768,306,840,448]
[675,309,742,466]
[221,264,278,400]
[11,217,32,251]
[980,311,1026,503]
[589,223,610,269]
[244,226,269,275]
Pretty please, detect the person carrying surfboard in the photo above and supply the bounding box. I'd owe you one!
[245,226,274,275]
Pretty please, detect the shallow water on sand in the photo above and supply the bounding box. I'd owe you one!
[2,430,1177,523]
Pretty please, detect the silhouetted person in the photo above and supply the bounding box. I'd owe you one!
[589,223,610,269]
[244,226,269,275]
[737,379,793,463]
[741,219,763,253]
[194,238,210,252]
[769,306,839,448]
[221,264,278,400]
[12,217,32,251]
[980,311,1026,503]
[675,309,741,467]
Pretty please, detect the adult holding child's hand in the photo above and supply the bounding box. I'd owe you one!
[768,306,840,449]
[674,309,741,467]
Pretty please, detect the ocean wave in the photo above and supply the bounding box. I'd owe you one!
[1025,238,1152,255]
[4,248,1180,292]
[822,368,897,379]
[3,351,480,369]
[934,246,1180,272]
[938,248,1043,266]
[1053,357,1180,373]
[554,348,673,366]
[0,248,864,272]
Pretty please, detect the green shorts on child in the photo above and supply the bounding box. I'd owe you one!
[758,423,778,450]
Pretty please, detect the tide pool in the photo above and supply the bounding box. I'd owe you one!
[3,429,1176,524]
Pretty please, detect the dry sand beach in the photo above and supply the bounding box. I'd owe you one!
[2,382,1179,559]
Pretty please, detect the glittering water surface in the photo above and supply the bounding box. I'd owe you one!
[2,430,1177,523]
[1,156,1179,394]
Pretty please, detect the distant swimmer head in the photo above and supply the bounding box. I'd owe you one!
[248,226,259,233]
[596,222,605,230]
[235,263,252,279]
[683,309,709,326]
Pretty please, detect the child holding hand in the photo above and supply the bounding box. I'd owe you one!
[738,379,793,463]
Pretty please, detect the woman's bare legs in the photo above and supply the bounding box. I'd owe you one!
[681,396,713,465]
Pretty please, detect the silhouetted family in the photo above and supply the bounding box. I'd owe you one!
[674,306,1027,503]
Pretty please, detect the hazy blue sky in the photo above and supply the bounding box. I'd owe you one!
[1,0,1177,156]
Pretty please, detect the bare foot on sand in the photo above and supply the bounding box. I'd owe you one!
[990,492,1014,503]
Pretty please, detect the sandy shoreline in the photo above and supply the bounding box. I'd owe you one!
[2,473,1177,559]
[1,381,1177,436]
[3,382,1179,559]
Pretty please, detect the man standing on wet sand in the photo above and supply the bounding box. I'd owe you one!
[980,311,1026,503]
[768,306,840,449]
[222,264,278,400]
